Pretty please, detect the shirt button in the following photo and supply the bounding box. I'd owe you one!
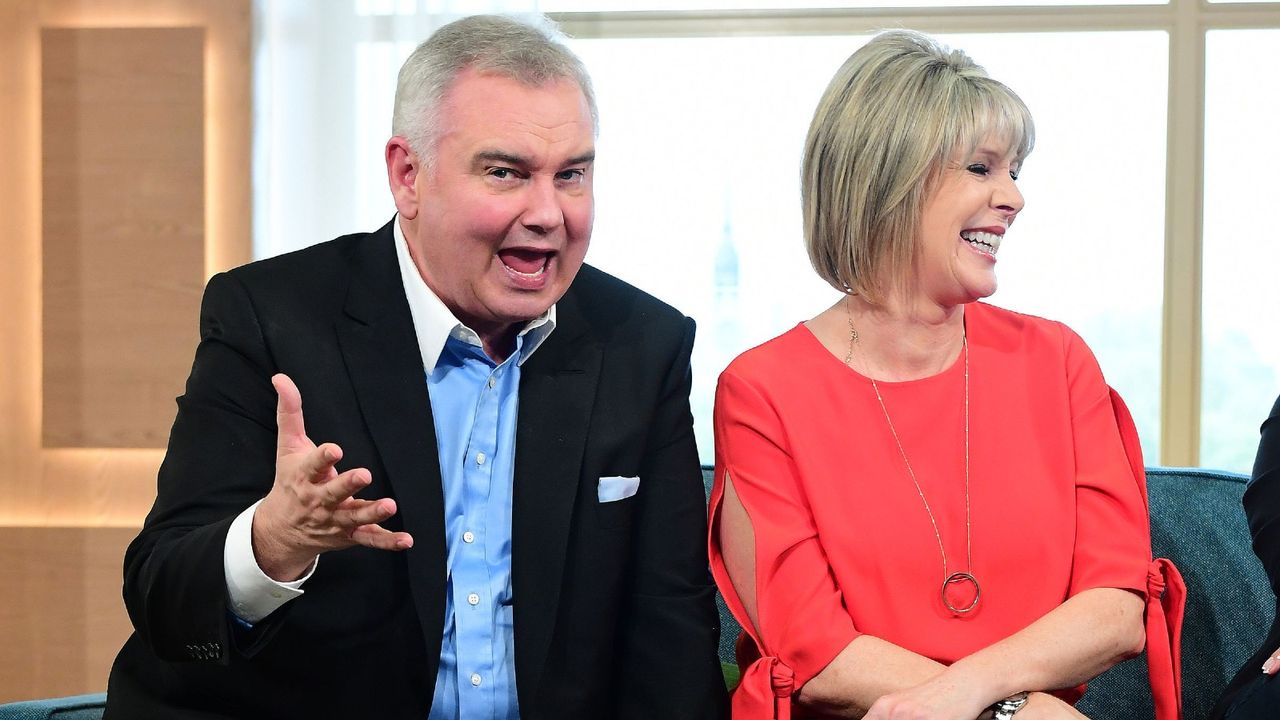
[463,531,475,543]
[475,452,486,465]
[467,593,480,606]
[470,673,482,687]
[487,376,496,389]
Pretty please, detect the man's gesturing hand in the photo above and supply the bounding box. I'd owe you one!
[251,373,413,581]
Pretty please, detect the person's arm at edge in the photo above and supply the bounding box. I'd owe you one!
[1245,395,1280,674]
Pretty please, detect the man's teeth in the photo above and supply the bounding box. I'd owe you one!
[960,230,1002,255]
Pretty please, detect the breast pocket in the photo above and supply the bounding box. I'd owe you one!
[596,475,640,529]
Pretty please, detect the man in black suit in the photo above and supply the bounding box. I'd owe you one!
[104,14,727,719]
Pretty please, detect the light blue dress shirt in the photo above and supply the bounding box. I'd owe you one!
[387,219,554,720]
[426,333,525,720]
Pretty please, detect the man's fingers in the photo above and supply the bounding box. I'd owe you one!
[296,443,346,486]
[350,524,413,551]
[273,373,309,449]
[333,496,395,527]
[314,465,369,507]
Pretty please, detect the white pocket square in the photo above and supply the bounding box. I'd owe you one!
[597,475,640,503]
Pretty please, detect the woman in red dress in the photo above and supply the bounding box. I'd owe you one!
[710,31,1179,720]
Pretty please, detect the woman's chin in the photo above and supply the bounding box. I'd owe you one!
[963,274,998,302]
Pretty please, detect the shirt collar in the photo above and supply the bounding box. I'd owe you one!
[393,215,556,372]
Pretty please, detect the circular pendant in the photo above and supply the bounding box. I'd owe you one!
[941,571,981,615]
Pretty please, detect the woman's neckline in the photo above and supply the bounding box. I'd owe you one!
[796,303,980,387]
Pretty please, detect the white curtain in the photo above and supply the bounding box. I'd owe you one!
[252,0,542,259]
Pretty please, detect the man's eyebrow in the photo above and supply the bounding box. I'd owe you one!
[473,150,530,167]
[471,150,595,168]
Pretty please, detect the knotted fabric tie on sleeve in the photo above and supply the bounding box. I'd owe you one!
[733,655,796,720]
[1145,557,1186,720]
[1108,388,1186,720]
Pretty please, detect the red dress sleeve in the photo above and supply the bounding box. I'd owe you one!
[1060,325,1151,598]
[709,369,860,719]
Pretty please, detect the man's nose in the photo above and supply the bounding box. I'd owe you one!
[520,176,565,235]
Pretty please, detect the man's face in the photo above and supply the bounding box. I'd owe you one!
[402,68,595,340]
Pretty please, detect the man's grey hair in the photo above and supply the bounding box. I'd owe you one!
[392,14,598,162]
[802,30,1035,304]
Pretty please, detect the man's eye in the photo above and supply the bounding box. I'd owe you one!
[488,167,517,179]
[966,163,990,176]
[557,169,585,182]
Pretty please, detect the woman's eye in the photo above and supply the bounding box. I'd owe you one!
[966,163,990,176]
[1009,169,1020,181]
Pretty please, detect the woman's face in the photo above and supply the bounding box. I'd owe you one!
[914,135,1024,309]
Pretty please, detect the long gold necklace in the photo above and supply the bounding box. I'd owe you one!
[843,298,980,615]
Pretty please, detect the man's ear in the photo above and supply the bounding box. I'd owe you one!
[386,136,420,220]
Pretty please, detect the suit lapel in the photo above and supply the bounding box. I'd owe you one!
[335,223,447,673]
[512,282,602,701]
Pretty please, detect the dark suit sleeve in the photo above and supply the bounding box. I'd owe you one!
[121,271,281,663]
[1215,396,1280,718]
[612,317,730,719]
[1245,395,1280,597]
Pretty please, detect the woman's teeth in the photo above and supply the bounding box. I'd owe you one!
[961,230,1001,255]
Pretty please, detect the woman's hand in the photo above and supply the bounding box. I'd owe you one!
[862,671,986,720]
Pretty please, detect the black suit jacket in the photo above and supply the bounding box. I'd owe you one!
[104,221,728,719]
[1213,395,1280,719]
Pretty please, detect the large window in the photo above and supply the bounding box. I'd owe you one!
[569,31,1169,461]
[1201,28,1280,473]
[253,0,1280,470]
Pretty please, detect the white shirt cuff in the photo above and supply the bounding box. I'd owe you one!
[224,499,317,624]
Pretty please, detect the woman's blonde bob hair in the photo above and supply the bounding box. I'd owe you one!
[802,30,1034,303]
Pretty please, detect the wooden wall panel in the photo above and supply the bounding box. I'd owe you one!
[0,527,135,702]
[41,27,205,449]
[0,0,252,702]
[0,0,45,512]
